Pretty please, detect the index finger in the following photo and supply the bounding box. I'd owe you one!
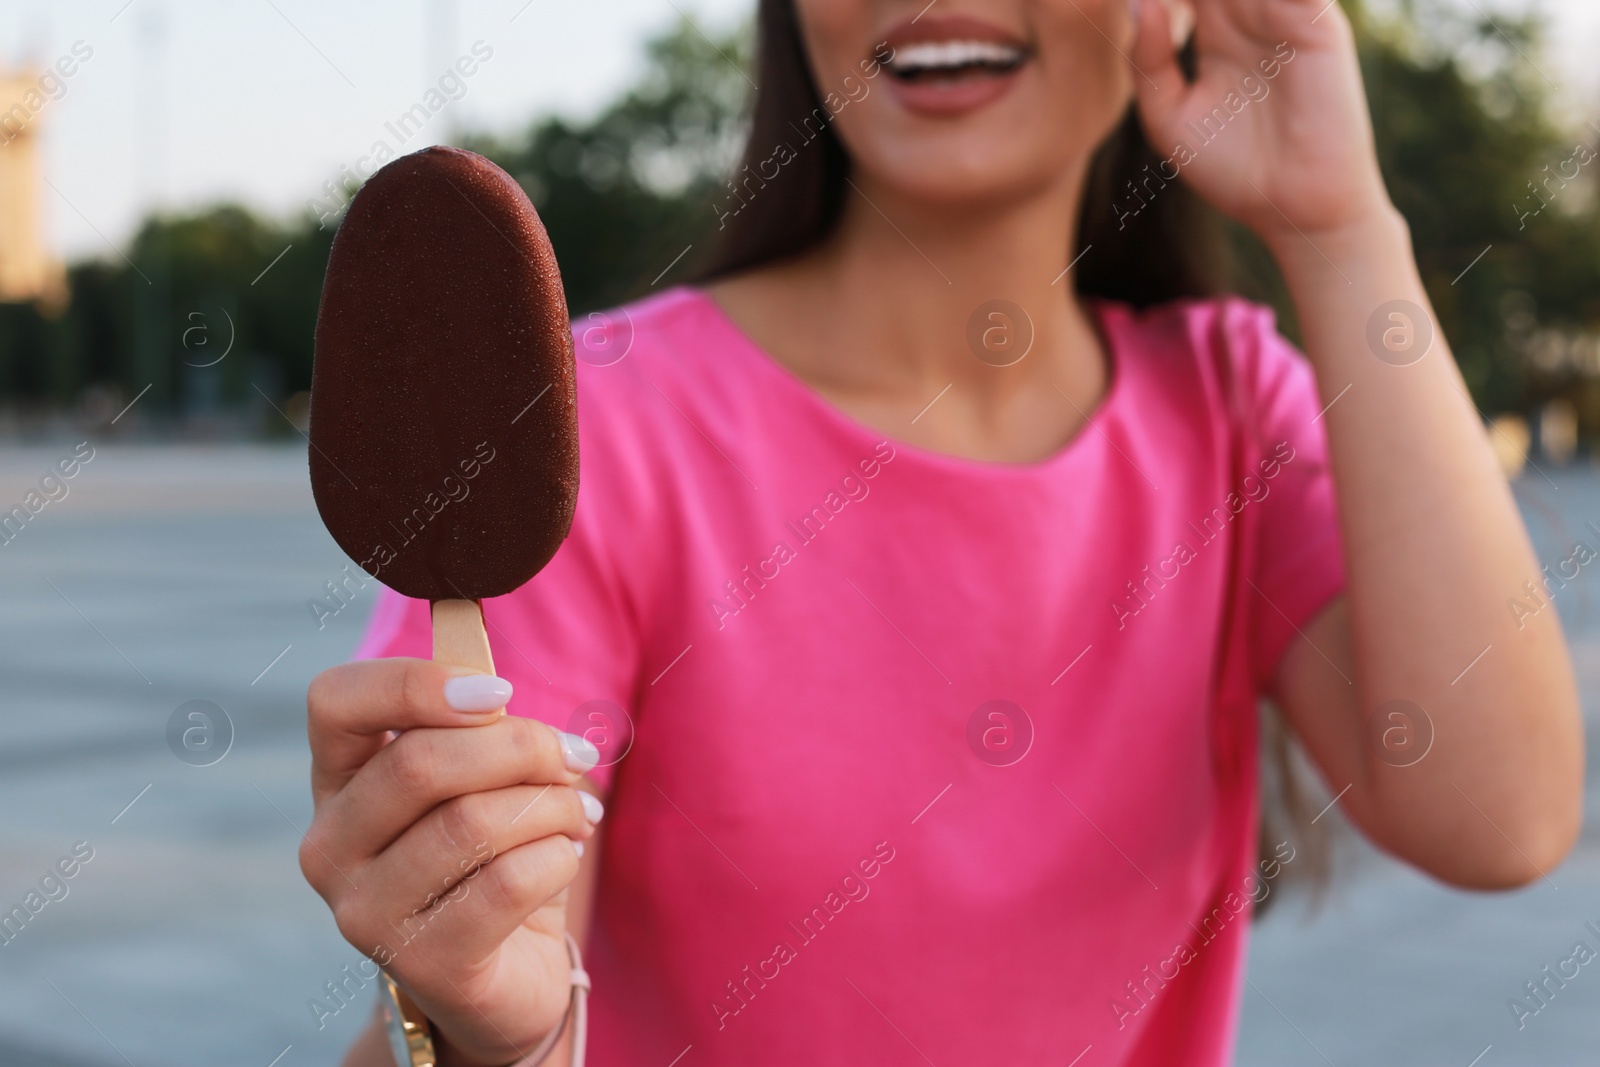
[306,657,508,802]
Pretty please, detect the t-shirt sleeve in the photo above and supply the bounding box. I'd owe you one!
[1224,300,1347,692]
[351,372,648,794]
[352,519,642,794]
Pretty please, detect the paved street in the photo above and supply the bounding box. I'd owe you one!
[0,445,1596,1066]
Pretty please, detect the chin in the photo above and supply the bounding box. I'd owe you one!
[845,121,1084,211]
[838,91,1124,211]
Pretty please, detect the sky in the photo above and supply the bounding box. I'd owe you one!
[2,0,1597,263]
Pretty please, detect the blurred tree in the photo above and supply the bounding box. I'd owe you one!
[1233,0,1600,428]
[0,17,747,425]
[10,5,1600,438]
[463,18,749,312]
[45,206,333,424]
[1361,0,1600,421]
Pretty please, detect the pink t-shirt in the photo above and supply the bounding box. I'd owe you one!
[357,287,1344,1066]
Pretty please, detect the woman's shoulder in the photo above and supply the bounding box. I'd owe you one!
[1101,293,1314,416]
[565,286,719,438]
[563,284,776,518]
[1104,292,1295,359]
[567,285,752,423]
[570,285,729,383]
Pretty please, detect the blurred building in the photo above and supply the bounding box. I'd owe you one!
[1540,398,1580,464]
[0,66,66,310]
[1489,414,1531,479]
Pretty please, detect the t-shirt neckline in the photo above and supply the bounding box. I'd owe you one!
[682,285,1127,478]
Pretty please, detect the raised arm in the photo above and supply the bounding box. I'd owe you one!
[1131,0,1583,886]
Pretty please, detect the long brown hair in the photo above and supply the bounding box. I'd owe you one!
[697,0,1229,307]
[699,0,1326,909]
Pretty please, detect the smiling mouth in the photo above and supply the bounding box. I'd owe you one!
[884,39,1030,83]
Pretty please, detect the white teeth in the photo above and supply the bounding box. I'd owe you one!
[889,39,1025,74]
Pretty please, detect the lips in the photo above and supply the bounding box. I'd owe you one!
[879,14,1031,117]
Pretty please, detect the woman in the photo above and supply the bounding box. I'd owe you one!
[300,0,1584,1063]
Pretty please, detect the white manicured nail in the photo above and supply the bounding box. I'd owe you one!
[580,792,605,824]
[443,674,513,713]
[559,731,600,772]
[573,839,585,859]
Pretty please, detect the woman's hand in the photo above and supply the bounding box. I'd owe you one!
[300,659,601,1066]
[1123,1,1585,890]
[1130,0,1394,248]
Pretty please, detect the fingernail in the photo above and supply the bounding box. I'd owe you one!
[559,731,600,773]
[573,839,586,859]
[443,674,513,713]
[580,792,605,824]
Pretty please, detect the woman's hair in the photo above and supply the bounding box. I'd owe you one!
[696,0,1229,307]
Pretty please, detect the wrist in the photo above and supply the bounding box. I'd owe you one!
[388,996,561,1067]
[1261,201,1413,284]
[410,930,587,1067]
[433,1034,522,1067]
[429,1010,567,1067]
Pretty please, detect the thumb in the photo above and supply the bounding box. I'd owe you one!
[1130,0,1190,147]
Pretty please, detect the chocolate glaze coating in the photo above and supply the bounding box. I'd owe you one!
[310,146,577,601]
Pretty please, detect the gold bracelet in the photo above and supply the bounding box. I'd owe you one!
[378,934,589,1067]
